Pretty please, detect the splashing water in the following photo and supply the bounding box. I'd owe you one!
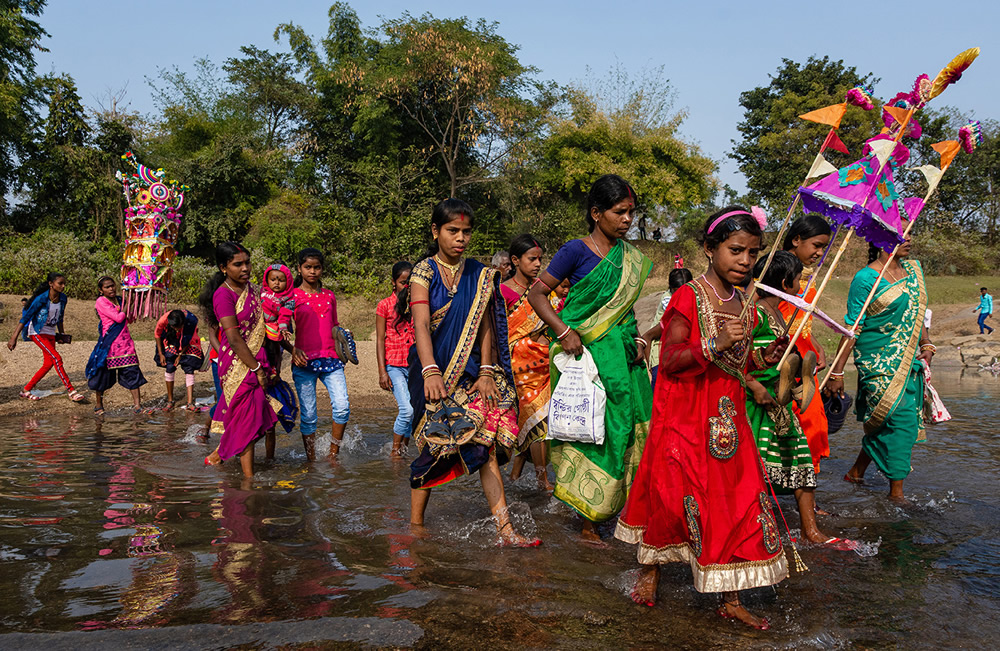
[451,502,539,548]
[179,424,208,443]
[852,537,882,558]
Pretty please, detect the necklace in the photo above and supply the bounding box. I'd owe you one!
[224,279,244,294]
[700,275,736,306]
[589,234,622,269]
[511,276,529,293]
[435,255,464,297]
[882,261,905,283]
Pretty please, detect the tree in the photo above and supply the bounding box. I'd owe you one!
[223,45,307,150]
[0,0,47,217]
[731,56,882,216]
[341,13,547,197]
[534,83,717,222]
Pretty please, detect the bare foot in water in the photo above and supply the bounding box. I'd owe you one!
[843,471,864,485]
[535,468,553,492]
[630,565,659,606]
[718,599,770,630]
[580,520,604,544]
[497,522,542,547]
[814,506,832,516]
[802,528,835,544]
[204,449,222,466]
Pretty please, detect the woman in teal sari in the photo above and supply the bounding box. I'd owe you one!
[528,175,653,540]
[826,227,934,500]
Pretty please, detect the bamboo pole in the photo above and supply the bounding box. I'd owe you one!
[775,227,855,370]
[817,204,923,392]
[739,194,802,320]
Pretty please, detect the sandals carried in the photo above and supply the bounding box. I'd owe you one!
[423,397,477,447]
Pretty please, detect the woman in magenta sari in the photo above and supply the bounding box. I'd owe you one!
[202,242,278,476]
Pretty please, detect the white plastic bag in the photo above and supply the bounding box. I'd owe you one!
[548,349,606,445]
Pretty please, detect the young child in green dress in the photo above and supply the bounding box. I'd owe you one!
[746,252,836,545]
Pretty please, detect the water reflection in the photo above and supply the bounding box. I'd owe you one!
[0,370,995,646]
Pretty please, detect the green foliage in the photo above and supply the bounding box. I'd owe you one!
[244,190,322,264]
[0,230,119,299]
[0,0,47,212]
[913,235,1000,275]
[731,56,882,217]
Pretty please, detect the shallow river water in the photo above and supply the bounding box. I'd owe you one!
[0,369,997,649]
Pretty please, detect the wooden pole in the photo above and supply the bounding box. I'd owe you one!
[818,208,922,392]
[775,227,855,370]
[739,194,802,320]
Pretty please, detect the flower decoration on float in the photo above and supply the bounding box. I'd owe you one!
[115,151,188,320]
[845,85,876,111]
[959,120,983,154]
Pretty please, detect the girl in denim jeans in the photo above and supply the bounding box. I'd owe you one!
[376,261,415,457]
[291,248,350,460]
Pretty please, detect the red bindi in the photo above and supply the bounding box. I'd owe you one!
[456,214,468,222]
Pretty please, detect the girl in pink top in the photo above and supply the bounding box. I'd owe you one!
[86,277,147,414]
[291,248,350,461]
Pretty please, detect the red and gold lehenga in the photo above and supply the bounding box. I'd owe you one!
[615,282,788,593]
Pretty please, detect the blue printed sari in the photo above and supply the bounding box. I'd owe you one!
[407,258,519,488]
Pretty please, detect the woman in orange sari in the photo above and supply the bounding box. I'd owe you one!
[779,214,832,471]
[501,234,553,490]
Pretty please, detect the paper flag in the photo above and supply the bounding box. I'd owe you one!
[822,129,850,154]
[868,139,897,168]
[882,105,914,129]
[903,197,926,221]
[800,102,848,129]
[908,164,944,194]
[931,140,961,170]
[806,153,838,180]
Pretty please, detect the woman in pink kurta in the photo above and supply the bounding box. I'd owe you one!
[86,277,147,414]
[203,242,278,476]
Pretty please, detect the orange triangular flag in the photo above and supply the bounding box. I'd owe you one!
[883,105,914,128]
[799,102,848,129]
[822,129,850,155]
[931,140,961,170]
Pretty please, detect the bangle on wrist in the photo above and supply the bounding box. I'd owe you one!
[830,371,844,378]
[250,362,262,373]
[635,337,648,348]
[556,325,572,341]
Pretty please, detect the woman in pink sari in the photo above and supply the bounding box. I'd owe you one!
[202,242,278,476]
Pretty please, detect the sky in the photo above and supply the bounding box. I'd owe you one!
[34,0,1000,193]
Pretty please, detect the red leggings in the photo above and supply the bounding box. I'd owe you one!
[25,334,75,392]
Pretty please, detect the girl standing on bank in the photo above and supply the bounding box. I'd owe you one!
[404,198,538,546]
[501,234,553,490]
[86,276,147,414]
[377,261,415,456]
[292,248,351,461]
[7,272,84,402]
[527,175,653,540]
[202,242,279,477]
[615,207,788,630]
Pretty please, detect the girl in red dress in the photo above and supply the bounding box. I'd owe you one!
[615,206,789,630]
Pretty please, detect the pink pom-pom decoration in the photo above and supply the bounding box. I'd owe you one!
[911,74,932,104]
[750,206,767,231]
[845,86,875,111]
[959,120,983,154]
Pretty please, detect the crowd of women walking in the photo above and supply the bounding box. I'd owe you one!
[5,174,936,631]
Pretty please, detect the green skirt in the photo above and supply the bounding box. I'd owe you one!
[745,397,815,493]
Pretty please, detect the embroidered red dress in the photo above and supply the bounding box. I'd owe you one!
[614,282,788,593]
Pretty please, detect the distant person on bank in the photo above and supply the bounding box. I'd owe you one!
[973,287,994,335]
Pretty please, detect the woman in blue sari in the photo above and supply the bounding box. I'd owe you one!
[403,199,540,547]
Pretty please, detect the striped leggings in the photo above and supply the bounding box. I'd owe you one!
[25,334,75,392]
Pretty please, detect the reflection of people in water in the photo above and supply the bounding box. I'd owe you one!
[212,484,269,623]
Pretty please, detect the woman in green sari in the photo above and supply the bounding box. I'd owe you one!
[528,175,653,541]
[826,228,935,500]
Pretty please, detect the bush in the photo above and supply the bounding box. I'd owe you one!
[0,230,120,299]
[913,236,1000,275]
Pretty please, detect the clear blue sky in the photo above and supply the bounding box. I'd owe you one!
[36,0,998,192]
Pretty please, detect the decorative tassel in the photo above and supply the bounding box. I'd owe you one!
[790,540,809,573]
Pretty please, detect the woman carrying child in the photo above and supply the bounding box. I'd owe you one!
[154,308,204,410]
[291,248,350,461]
[615,207,788,630]
[376,261,415,457]
[501,234,553,490]
[745,252,832,544]
[527,175,653,541]
[405,199,538,546]
[202,242,279,476]
[86,276,147,414]
[7,272,84,402]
